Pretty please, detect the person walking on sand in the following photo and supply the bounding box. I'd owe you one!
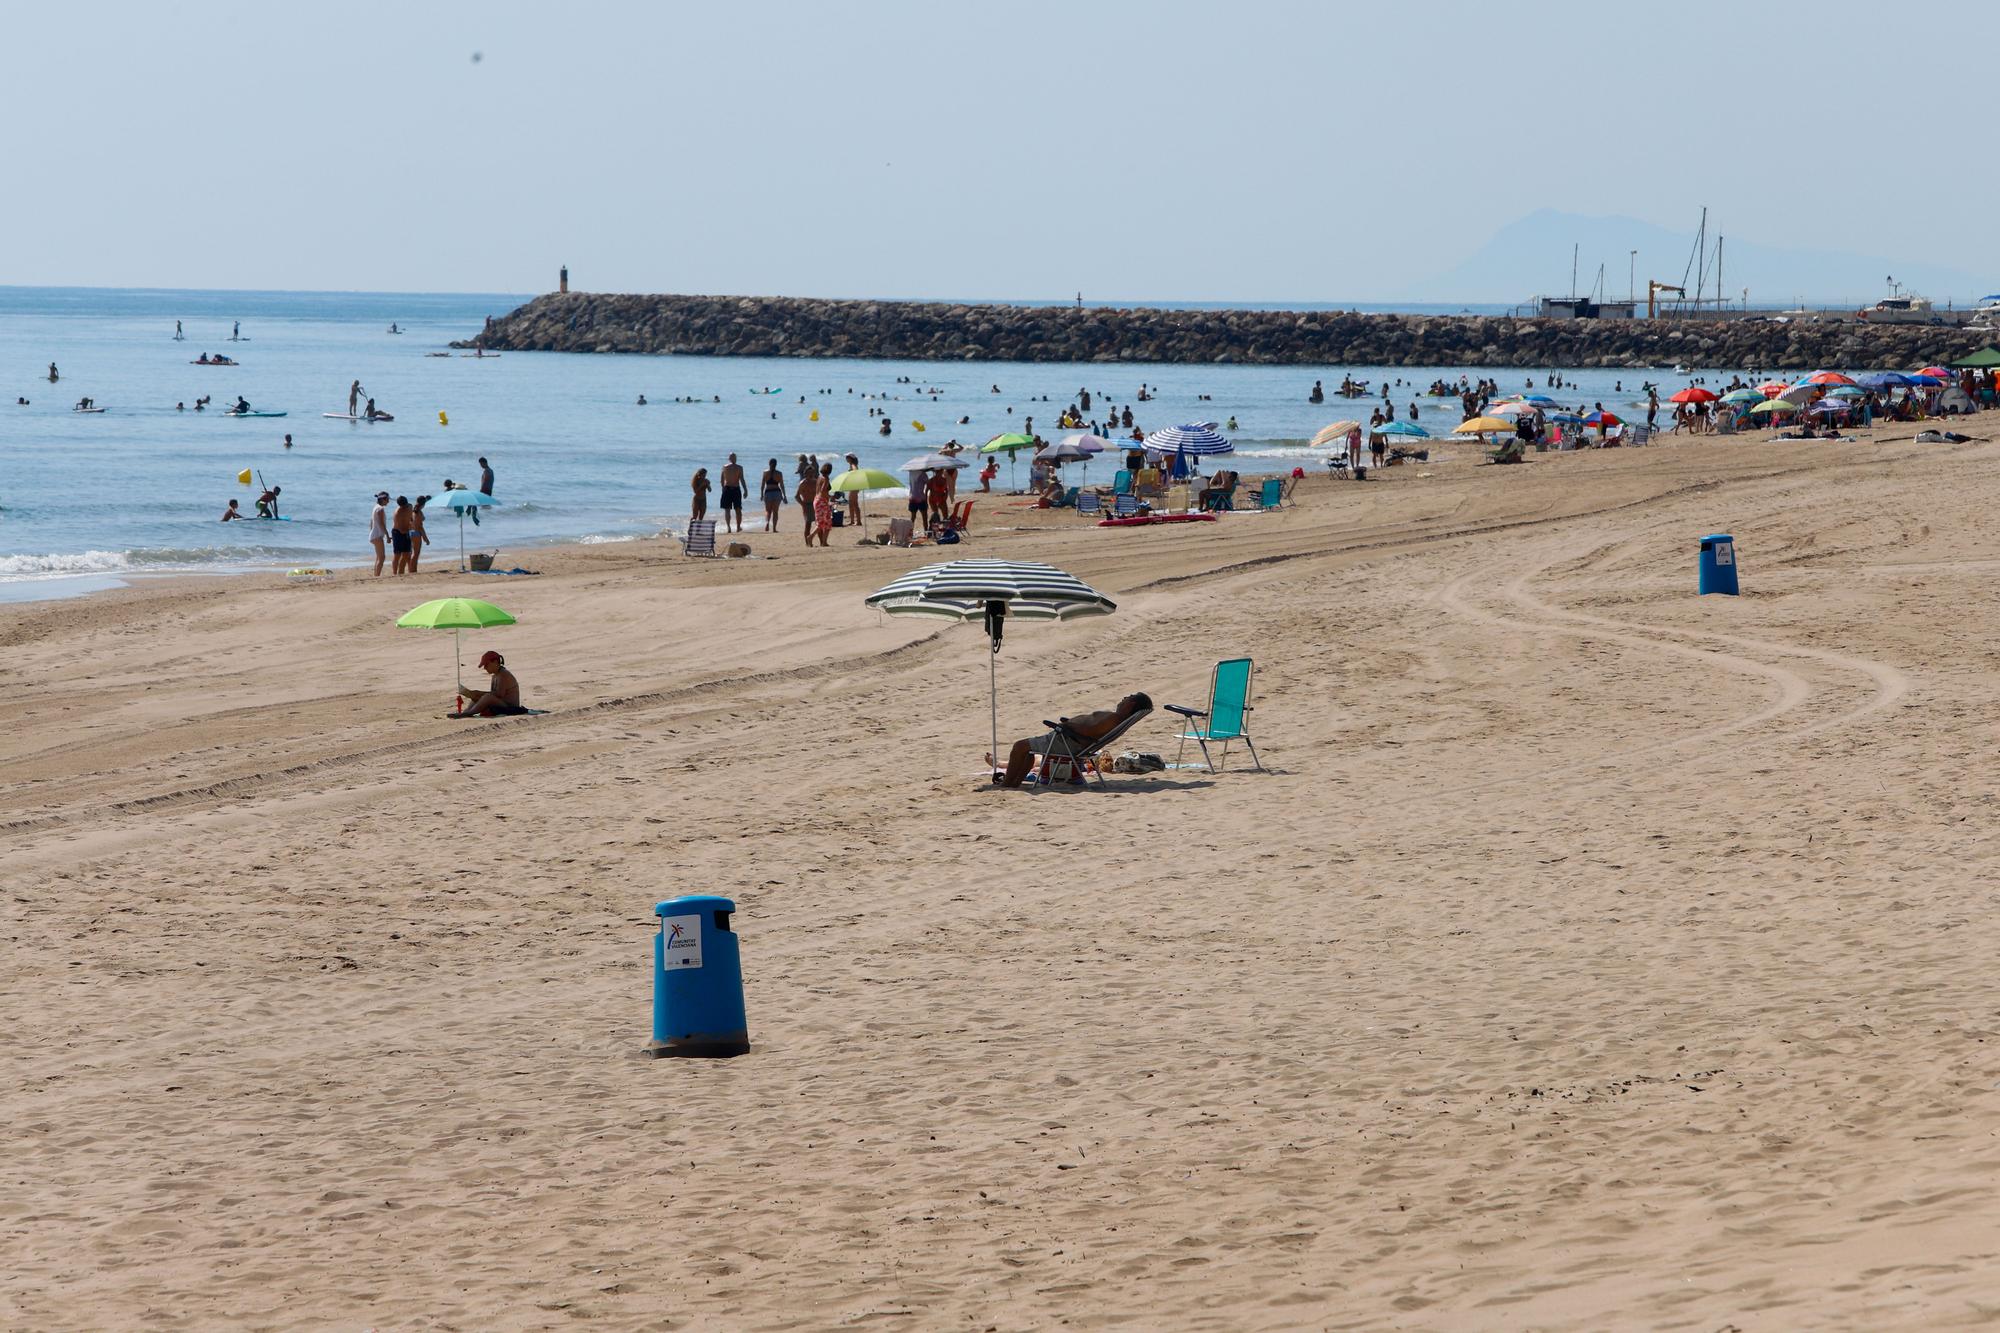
[812,461,834,547]
[349,379,364,417]
[760,458,786,533]
[719,453,746,533]
[690,467,711,525]
[369,490,390,576]
[795,457,817,539]
[391,496,415,575]
[409,495,430,572]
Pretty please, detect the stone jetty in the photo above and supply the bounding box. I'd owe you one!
[459,292,1996,370]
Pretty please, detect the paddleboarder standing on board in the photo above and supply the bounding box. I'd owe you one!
[348,380,363,417]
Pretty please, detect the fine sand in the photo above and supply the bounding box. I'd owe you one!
[8,424,2000,1329]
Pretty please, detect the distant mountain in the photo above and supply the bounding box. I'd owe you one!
[1412,209,1990,309]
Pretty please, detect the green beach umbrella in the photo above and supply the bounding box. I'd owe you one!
[1750,398,1798,415]
[397,597,517,694]
[981,432,1037,492]
[1721,388,1763,404]
[829,467,903,492]
[829,467,903,537]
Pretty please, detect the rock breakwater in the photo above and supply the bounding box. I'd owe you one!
[461,293,1994,370]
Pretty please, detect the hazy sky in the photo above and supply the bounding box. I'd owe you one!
[5,0,1995,300]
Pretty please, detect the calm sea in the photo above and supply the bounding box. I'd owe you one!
[0,286,1665,600]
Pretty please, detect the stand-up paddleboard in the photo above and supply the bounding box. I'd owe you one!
[224,410,287,418]
[749,387,782,394]
[250,514,294,522]
[191,360,239,366]
[72,406,106,414]
[457,353,500,359]
[322,412,394,421]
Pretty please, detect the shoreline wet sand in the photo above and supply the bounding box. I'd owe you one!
[8,423,2000,1328]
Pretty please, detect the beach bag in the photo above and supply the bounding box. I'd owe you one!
[469,552,494,572]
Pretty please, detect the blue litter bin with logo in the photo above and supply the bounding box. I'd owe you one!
[648,894,749,1058]
[1698,533,1738,596]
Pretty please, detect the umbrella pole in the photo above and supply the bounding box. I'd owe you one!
[459,510,467,573]
[990,627,999,785]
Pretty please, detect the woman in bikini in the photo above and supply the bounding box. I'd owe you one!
[690,468,711,524]
[760,458,786,532]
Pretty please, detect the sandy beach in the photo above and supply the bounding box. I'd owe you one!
[9,424,2000,1329]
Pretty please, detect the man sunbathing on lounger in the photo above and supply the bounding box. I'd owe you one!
[989,692,1151,788]
[455,650,529,717]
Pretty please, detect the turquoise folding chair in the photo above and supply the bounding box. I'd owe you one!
[1113,468,1134,494]
[1247,478,1284,510]
[1167,658,1262,771]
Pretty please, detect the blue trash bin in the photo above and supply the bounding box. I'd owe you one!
[1698,533,1738,596]
[648,894,749,1058]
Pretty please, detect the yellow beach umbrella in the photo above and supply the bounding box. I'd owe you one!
[1454,416,1518,434]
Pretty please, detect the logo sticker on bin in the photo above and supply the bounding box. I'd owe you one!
[1715,543,1734,565]
[662,915,703,969]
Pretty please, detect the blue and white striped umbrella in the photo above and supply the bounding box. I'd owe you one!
[1144,423,1233,456]
[866,559,1116,778]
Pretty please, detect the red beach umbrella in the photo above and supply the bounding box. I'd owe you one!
[1757,380,1790,397]
[1669,387,1718,403]
[1805,371,1856,386]
[1916,366,1950,378]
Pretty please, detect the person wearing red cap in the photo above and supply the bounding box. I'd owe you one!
[455,650,527,718]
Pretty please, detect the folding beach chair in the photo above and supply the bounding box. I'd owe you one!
[682,518,718,557]
[1112,493,1141,518]
[887,517,915,547]
[1113,469,1134,495]
[1036,704,1154,786]
[1075,492,1102,517]
[1259,477,1287,509]
[946,500,974,534]
[1166,658,1263,772]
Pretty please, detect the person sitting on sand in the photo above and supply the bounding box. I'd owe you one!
[455,650,528,717]
[989,693,1152,788]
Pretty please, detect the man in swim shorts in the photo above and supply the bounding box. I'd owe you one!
[719,453,746,533]
[990,693,1151,788]
[456,650,528,717]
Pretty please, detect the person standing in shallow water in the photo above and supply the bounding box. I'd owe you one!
[760,458,786,533]
[690,468,711,525]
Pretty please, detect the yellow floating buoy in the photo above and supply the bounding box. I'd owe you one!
[913,421,926,432]
[438,410,449,426]
[809,409,819,422]
[237,469,252,484]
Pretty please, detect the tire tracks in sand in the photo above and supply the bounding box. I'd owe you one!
[1431,526,1908,794]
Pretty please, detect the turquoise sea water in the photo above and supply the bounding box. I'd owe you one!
[0,287,1675,600]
